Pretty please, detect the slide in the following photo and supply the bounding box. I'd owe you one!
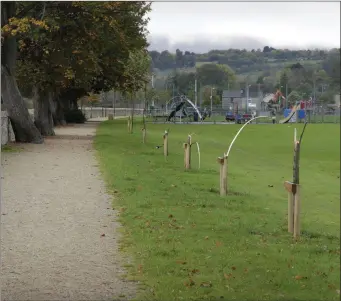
[167,101,186,121]
[279,104,301,124]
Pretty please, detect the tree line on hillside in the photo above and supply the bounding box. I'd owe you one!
[149,47,340,75]
[145,54,340,107]
[1,1,151,143]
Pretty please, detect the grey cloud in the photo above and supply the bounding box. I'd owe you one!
[148,34,269,53]
[148,34,335,53]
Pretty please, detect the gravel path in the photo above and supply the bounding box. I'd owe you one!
[1,122,136,300]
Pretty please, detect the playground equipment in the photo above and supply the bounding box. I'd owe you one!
[284,122,308,239]
[279,104,301,123]
[166,95,206,122]
[262,90,286,116]
[280,100,311,123]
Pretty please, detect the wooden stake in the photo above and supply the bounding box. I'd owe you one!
[293,185,301,238]
[127,116,132,133]
[217,154,228,196]
[288,192,294,233]
[163,131,168,157]
[184,143,189,169]
[284,181,297,233]
[142,128,146,144]
[184,135,192,170]
[187,135,192,168]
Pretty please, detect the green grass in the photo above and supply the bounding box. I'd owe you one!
[1,144,20,152]
[95,120,340,301]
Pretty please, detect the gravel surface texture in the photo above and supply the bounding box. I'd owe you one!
[1,123,136,300]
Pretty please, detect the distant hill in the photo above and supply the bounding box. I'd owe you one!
[149,47,330,81]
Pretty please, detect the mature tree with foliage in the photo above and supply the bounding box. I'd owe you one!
[197,63,235,88]
[2,1,151,140]
[1,1,46,143]
[287,90,301,106]
[122,48,151,133]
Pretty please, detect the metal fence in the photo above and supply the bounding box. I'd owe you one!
[80,106,144,119]
[81,102,340,124]
[207,105,340,124]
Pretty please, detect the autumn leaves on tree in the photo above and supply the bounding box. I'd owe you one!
[1,1,151,142]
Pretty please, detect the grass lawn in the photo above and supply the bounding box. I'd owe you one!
[95,120,340,301]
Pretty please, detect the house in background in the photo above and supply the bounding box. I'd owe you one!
[222,89,263,112]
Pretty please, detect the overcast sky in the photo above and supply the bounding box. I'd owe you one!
[147,2,340,52]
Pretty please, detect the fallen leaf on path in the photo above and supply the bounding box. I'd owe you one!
[100,234,105,237]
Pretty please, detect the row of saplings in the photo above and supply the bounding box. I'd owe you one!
[126,116,308,241]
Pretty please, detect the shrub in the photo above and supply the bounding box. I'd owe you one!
[64,109,86,123]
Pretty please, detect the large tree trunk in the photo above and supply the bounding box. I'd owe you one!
[70,98,78,109]
[33,88,55,136]
[53,97,66,126]
[1,66,43,143]
[1,2,43,143]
